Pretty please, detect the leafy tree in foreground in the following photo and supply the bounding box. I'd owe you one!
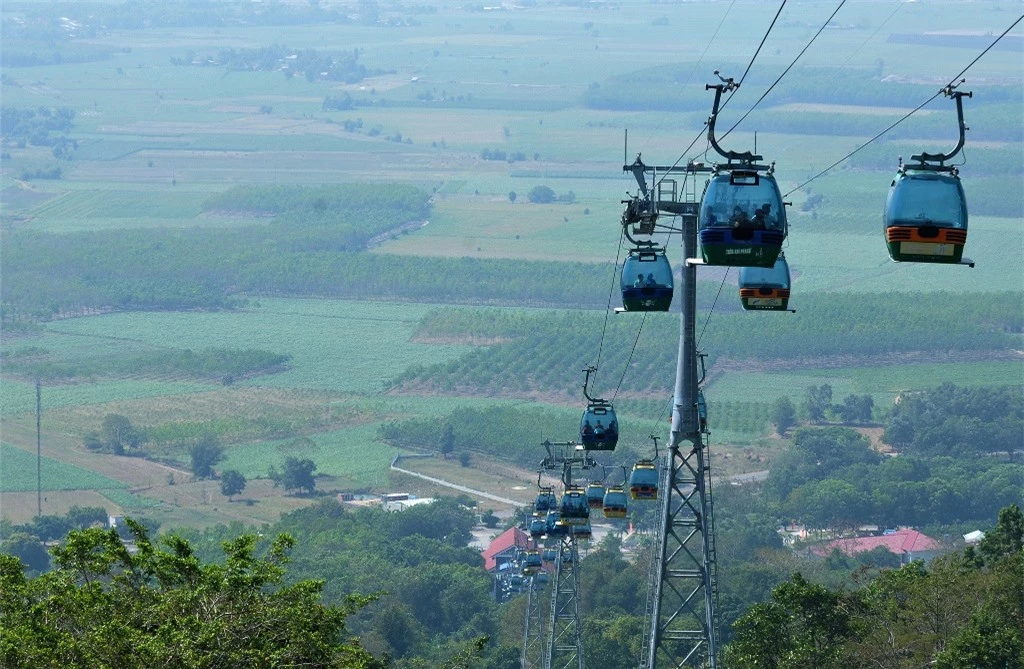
[220,469,247,500]
[0,521,385,668]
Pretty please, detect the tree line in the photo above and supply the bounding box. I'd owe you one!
[2,346,290,383]
[763,425,1023,530]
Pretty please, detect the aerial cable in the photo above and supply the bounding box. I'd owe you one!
[841,0,905,66]
[697,268,730,349]
[611,312,647,402]
[720,0,787,113]
[594,228,627,387]
[633,0,738,155]
[718,0,849,145]
[783,12,1023,197]
[653,0,782,188]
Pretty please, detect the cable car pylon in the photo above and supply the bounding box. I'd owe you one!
[534,440,594,669]
[522,575,547,669]
[623,155,721,668]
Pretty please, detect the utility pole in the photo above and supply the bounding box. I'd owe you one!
[36,378,42,517]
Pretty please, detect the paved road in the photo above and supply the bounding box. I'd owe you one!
[390,462,524,507]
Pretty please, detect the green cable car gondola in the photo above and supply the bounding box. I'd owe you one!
[738,254,791,311]
[885,85,972,266]
[602,486,628,518]
[621,248,673,311]
[629,460,659,500]
[586,482,606,509]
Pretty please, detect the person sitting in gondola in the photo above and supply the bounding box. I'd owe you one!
[594,420,605,437]
[752,207,767,229]
[644,273,657,288]
[607,419,617,436]
[730,206,753,228]
[633,273,645,288]
[705,207,720,227]
[582,420,594,436]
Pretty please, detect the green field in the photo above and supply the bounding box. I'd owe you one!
[220,423,399,487]
[0,443,126,493]
[1,379,216,416]
[42,299,472,394]
[2,0,1020,529]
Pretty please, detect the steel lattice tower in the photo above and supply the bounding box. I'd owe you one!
[625,159,720,669]
[522,576,547,669]
[544,534,584,669]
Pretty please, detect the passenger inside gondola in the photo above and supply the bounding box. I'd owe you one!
[582,420,593,436]
[731,206,753,228]
[633,273,645,288]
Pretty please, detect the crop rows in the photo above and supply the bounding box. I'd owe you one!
[0,443,126,493]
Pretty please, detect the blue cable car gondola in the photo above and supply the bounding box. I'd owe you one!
[884,84,972,265]
[534,488,558,515]
[580,402,618,450]
[545,510,567,536]
[559,488,590,525]
[523,550,542,575]
[574,521,592,540]
[699,170,786,268]
[529,515,546,538]
[621,248,673,311]
[602,486,628,518]
[629,460,659,500]
[586,482,606,509]
[738,254,791,311]
[580,366,618,451]
[697,73,786,268]
[542,548,557,562]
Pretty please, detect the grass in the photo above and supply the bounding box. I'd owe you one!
[0,442,127,493]
[1,379,216,417]
[221,423,399,488]
[42,298,473,394]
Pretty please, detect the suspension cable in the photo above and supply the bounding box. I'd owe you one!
[697,268,730,349]
[611,312,647,402]
[783,12,1023,197]
[651,0,785,191]
[594,228,626,389]
[719,0,848,144]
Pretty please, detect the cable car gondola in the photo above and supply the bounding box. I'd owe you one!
[573,521,592,540]
[580,366,618,451]
[621,248,673,312]
[629,460,659,500]
[884,84,972,266]
[559,487,590,525]
[602,486,628,518]
[534,486,558,515]
[545,510,567,536]
[529,515,547,538]
[586,482,606,509]
[523,550,542,575]
[698,73,786,268]
[738,254,791,311]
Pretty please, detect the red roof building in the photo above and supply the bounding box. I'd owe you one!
[816,529,942,565]
[481,527,533,572]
